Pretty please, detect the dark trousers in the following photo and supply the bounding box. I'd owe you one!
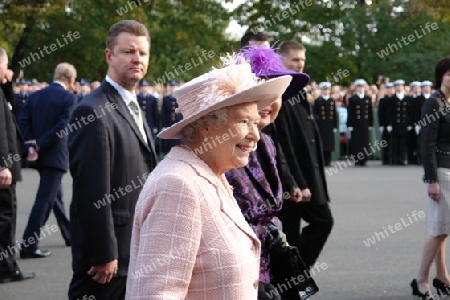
[22,168,70,252]
[391,132,407,165]
[279,202,333,269]
[407,131,418,165]
[381,131,391,165]
[69,274,126,300]
[323,151,332,166]
[0,184,20,275]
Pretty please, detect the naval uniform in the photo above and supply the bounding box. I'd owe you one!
[346,94,373,166]
[313,96,337,166]
[390,94,409,165]
[161,94,182,154]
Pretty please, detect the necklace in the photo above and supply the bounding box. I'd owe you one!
[436,89,450,106]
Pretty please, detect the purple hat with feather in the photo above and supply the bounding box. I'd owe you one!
[241,46,310,99]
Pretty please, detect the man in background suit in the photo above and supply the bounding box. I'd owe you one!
[0,47,35,283]
[68,20,157,300]
[19,63,76,258]
[272,40,333,269]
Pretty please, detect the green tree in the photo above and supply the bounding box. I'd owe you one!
[3,0,233,83]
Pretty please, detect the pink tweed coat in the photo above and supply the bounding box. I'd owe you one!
[126,146,261,299]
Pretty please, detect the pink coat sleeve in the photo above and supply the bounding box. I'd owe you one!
[127,174,202,299]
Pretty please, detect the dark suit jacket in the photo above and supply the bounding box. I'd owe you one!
[266,90,330,205]
[18,82,76,172]
[0,83,22,182]
[68,79,157,277]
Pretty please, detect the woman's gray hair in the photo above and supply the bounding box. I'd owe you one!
[180,107,229,142]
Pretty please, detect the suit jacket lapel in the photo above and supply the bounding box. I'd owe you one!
[101,80,156,156]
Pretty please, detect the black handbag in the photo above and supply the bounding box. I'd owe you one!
[267,224,319,300]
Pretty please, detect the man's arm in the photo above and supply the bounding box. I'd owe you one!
[69,104,117,268]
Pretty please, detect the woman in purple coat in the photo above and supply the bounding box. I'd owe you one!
[226,47,310,299]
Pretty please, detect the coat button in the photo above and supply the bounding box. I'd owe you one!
[311,139,315,143]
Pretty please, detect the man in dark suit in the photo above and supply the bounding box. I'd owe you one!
[378,82,394,165]
[406,81,422,165]
[313,82,337,166]
[68,20,157,300]
[19,63,76,258]
[271,40,333,270]
[14,78,29,119]
[415,81,433,164]
[347,79,373,166]
[390,79,409,165]
[0,47,35,283]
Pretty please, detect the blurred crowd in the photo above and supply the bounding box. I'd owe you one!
[12,74,434,164]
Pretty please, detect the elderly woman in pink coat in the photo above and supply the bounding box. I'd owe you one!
[125,58,292,299]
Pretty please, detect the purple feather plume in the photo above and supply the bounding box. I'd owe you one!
[241,46,291,77]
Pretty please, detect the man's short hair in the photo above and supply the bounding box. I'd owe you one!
[278,41,306,56]
[106,20,150,51]
[240,31,269,49]
[54,63,77,80]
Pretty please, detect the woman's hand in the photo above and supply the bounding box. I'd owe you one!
[428,182,441,202]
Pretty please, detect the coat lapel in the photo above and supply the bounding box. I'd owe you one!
[172,147,259,242]
[101,80,155,155]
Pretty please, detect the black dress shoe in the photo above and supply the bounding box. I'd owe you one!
[20,249,51,259]
[411,279,433,300]
[433,278,450,296]
[0,271,36,283]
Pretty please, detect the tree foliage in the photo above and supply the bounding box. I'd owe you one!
[1,0,233,83]
[1,0,449,84]
[232,0,450,84]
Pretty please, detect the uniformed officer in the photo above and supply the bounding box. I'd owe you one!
[415,80,433,164]
[347,79,373,166]
[378,82,394,165]
[313,82,337,166]
[406,81,422,165]
[137,80,159,138]
[77,78,90,103]
[14,78,29,120]
[161,80,182,154]
[389,79,409,165]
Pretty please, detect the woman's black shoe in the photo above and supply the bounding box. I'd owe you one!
[433,278,450,296]
[411,279,433,300]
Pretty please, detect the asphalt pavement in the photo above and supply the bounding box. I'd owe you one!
[0,162,438,300]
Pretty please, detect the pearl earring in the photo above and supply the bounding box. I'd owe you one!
[204,136,208,142]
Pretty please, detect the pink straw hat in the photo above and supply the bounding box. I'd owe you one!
[158,59,292,139]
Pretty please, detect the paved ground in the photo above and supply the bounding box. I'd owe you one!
[0,161,440,299]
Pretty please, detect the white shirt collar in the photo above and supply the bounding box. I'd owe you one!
[424,93,430,99]
[105,75,137,107]
[322,95,329,101]
[396,93,404,100]
[53,80,66,90]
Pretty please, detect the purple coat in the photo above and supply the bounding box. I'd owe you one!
[226,132,283,283]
